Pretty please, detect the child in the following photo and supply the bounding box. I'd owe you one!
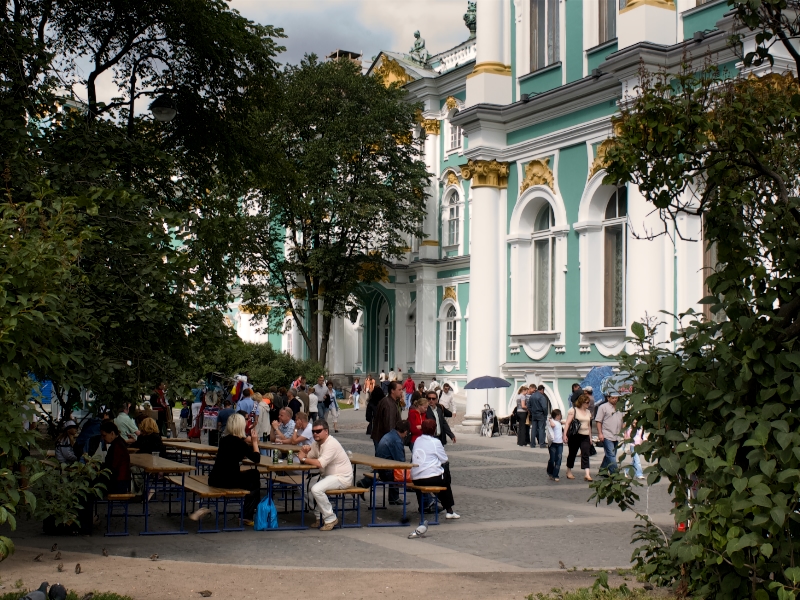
[546,409,564,482]
[179,401,190,432]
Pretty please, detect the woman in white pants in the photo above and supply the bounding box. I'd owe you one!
[298,419,353,531]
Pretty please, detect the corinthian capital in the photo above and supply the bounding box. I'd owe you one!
[460,159,509,189]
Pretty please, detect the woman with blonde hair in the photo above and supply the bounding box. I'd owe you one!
[205,414,261,525]
[132,417,165,457]
[563,393,594,482]
[514,385,530,447]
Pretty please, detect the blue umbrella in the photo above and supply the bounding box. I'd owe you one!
[579,366,615,406]
[465,375,511,410]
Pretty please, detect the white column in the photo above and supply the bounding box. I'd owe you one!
[466,0,512,107]
[415,266,438,374]
[617,1,676,51]
[394,281,411,373]
[461,160,509,428]
[420,121,440,260]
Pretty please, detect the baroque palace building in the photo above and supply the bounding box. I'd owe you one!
[234,0,787,430]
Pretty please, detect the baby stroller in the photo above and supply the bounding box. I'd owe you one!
[480,404,497,437]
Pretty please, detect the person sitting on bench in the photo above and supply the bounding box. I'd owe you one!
[411,419,459,519]
[357,420,409,505]
[207,414,261,526]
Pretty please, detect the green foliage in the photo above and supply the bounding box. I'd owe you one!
[241,55,430,365]
[526,582,655,600]
[596,62,800,598]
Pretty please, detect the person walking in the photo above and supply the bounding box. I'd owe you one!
[626,422,645,479]
[313,376,328,420]
[596,391,624,475]
[324,381,340,433]
[403,375,415,411]
[527,386,548,448]
[425,391,456,446]
[568,383,583,409]
[371,382,402,449]
[514,386,530,446]
[546,409,564,481]
[564,393,593,482]
[439,383,456,418]
[351,378,362,411]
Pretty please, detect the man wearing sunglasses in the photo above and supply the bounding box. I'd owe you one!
[298,419,353,531]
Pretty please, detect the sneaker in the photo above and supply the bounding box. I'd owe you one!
[320,518,339,531]
[311,518,321,528]
[445,512,461,519]
[553,478,560,482]
[637,476,646,480]
[189,508,212,521]
[242,519,254,527]
[389,498,409,506]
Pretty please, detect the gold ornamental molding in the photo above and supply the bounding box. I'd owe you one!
[420,240,440,247]
[460,159,509,189]
[443,286,457,302]
[374,57,413,87]
[588,139,617,180]
[519,157,555,193]
[619,0,675,14]
[421,119,440,135]
[466,61,512,79]
[445,170,460,186]
[445,96,459,111]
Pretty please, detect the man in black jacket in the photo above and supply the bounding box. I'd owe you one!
[425,391,456,446]
[527,387,548,448]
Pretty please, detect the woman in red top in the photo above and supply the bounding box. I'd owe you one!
[408,394,427,447]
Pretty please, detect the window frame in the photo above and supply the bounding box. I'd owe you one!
[602,188,627,328]
[532,204,556,332]
[530,0,561,72]
[437,298,461,368]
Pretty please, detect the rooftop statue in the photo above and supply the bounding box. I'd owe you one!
[408,30,430,65]
[464,1,476,40]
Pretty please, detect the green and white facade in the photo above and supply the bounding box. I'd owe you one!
[234,0,780,429]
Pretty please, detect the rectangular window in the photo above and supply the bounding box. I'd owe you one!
[449,124,462,150]
[604,224,625,327]
[534,238,552,331]
[530,0,560,71]
[448,205,460,246]
[599,0,616,44]
[446,321,457,361]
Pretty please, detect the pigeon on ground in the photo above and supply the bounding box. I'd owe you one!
[407,520,428,539]
[33,553,43,562]
[559,560,566,569]
[198,591,212,597]
[50,543,58,552]
[149,553,158,561]
[80,593,94,600]
[74,563,81,574]
[56,564,63,572]
[53,551,61,560]
[102,548,108,557]
[48,583,67,600]
[18,581,48,600]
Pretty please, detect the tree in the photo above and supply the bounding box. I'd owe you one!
[732,0,800,72]
[591,56,800,600]
[241,55,429,365]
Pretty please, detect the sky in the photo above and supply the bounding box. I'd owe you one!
[230,0,472,66]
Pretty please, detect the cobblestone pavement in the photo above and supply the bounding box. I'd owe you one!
[10,407,674,573]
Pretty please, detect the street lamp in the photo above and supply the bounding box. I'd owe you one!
[149,94,177,122]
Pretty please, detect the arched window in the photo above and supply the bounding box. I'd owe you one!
[383,313,390,363]
[447,196,460,246]
[533,204,555,331]
[603,187,627,327]
[445,306,458,361]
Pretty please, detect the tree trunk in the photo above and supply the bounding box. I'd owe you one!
[319,309,332,369]
[307,287,319,362]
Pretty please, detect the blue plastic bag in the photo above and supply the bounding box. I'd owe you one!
[254,495,278,530]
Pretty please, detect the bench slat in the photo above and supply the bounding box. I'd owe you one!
[167,475,248,498]
[325,487,370,496]
[107,493,136,501]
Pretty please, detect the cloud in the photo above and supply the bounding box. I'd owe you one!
[231,0,470,66]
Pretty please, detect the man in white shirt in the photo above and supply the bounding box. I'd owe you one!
[298,419,353,531]
[438,383,456,417]
[280,412,313,447]
[388,367,396,383]
[313,376,328,420]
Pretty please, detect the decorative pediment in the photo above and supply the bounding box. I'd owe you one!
[588,139,616,179]
[445,96,459,111]
[445,170,459,186]
[374,57,413,87]
[443,286,457,302]
[520,157,554,193]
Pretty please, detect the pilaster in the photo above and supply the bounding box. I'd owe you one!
[415,266,439,374]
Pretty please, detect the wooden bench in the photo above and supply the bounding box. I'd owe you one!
[323,487,370,529]
[167,475,247,533]
[105,493,137,537]
[407,484,446,525]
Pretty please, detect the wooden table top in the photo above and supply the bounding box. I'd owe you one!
[346,452,416,470]
[162,437,192,443]
[163,440,218,453]
[258,441,303,453]
[130,454,196,473]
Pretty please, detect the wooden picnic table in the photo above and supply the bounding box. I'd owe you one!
[163,440,218,453]
[346,452,416,527]
[258,441,303,453]
[129,454,194,535]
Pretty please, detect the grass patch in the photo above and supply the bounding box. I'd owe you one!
[527,589,656,600]
[1,592,133,600]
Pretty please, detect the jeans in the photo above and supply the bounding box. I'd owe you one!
[600,439,619,474]
[547,443,563,479]
[405,393,412,410]
[352,393,360,410]
[311,474,353,524]
[530,418,546,448]
[630,444,643,478]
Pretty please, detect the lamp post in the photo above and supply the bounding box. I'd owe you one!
[149,94,177,122]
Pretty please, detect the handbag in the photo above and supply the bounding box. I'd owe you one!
[567,409,581,438]
[254,495,278,530]
[394,468,412,483]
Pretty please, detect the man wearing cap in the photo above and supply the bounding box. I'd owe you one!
[595,392,624,474]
